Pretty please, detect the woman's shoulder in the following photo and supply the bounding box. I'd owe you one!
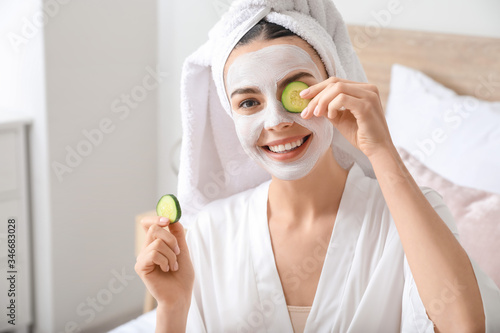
[350,162,446,205]
[349,162,451,218]
[346,162,384,205]
[351,162,457,235]
[186,179,271,239]
[201,179,269,216]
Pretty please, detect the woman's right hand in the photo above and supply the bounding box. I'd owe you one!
[135,216,194,310]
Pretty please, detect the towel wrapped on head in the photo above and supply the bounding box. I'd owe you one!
[178,0,375,225]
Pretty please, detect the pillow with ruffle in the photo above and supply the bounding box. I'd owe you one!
[398,147,500,288]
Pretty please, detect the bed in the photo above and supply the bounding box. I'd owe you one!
[110,25,500,332]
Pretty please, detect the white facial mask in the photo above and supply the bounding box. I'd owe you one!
[226,44,334,180]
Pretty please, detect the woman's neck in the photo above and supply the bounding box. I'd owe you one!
[267,149,349,229]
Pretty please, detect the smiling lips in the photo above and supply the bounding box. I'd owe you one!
[268,137,305,153]
[262,134,311,158]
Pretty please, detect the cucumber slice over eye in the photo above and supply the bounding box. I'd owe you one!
[156,194,182,223]
[282,81,311,113]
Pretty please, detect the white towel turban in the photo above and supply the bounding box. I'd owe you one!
[178,0,375,225]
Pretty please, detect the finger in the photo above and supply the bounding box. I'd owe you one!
[300,77,374,100]
[303,82,377,119]
[141,215,169,232]
[137,238,178,273]
[168,221,188,254]
[302,86,343,119]
[316,93,358,119]
[327,94,364,121]
[301,86,332,119]
[136,247,169,275]
[168,222,191,267]
[301,82,348,119]
[149,238,178,272]
[153,237,179,271]
[136,247,170,274]
[143,223,180,255]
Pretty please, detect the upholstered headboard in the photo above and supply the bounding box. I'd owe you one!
[347,25,500,108]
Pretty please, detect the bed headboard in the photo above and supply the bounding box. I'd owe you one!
[347,25,500,109]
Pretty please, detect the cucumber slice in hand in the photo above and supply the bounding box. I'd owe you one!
[156,194,182,223]
[281,81,311,113]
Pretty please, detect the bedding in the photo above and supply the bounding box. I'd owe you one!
[398,147,500,288]
[108,309,156,332]
[385,64,500,194]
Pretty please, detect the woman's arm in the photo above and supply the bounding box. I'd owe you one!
[369,145,484,332]
[301,77,485,332]
[155,303,190,333]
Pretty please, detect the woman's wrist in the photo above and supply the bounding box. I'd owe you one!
[366,143,415,189]
[155,302,190,333]
[365,142,400,166]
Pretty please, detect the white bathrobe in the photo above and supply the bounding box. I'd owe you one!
[184,162,500,333]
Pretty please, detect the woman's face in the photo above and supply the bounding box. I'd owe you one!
[223,36,334,180]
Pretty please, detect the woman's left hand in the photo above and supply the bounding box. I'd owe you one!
[300,77,394,158]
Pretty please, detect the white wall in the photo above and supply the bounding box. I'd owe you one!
[43,1,158,331]
[2,0,158,332]
[335,0,500,38]
[1,1,53,331]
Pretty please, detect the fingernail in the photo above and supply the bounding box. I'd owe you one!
[313,105,319,116]
[159,217,168,225]
[300,88,309,97]
[301,106,308,118]
[174,262,179,271]
[174,245,180,255]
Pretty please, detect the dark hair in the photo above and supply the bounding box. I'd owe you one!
[235,20,299,48]
[234,20,325,75]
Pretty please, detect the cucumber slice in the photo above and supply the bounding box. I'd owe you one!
[156,194,182,223]
[281,81,311,113]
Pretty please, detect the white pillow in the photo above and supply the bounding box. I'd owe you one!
[385,64,500,194]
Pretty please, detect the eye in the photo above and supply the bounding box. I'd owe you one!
[238,99,260,109]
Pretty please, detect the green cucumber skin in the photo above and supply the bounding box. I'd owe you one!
[282,81,310,113]
[156,194,182,223]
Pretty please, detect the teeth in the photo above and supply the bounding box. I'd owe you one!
[268,137,306,153]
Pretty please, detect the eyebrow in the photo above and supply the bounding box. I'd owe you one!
[229,71,314,99]
[230,87,261,99]
[278,72,314,90]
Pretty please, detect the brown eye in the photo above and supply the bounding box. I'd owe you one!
[239,99,259,109]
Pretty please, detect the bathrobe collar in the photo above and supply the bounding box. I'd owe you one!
[248,162,368,332]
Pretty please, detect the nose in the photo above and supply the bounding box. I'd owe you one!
[265,121,293,131]
[264,99,294,130]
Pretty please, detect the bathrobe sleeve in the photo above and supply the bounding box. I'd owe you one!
[400,187,500,333]
[184,227,208,333]
[185,294,207,333]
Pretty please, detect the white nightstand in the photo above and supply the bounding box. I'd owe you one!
[0,113,32,332]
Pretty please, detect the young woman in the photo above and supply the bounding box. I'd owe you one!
[135,1,499,332]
